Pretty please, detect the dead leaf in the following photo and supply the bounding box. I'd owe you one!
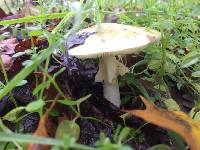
[0,38,18,70]
[26,95,59,150]
[0,38,18,55]
[15,37,47,53]
[1,54,13,70]
[27,113,50,150]
[0,37,47,72]
[0,8,7,19]
[125,96,200,150]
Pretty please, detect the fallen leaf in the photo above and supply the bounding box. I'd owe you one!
[125,96,200,150]
[0,8,7,19]
[0,38,18,70]
[15,37,47,53]
[1,54,13,70]
[0,38,18,55]
[27,95,58,150]
[0,37,47,72]
[26,112,50,150]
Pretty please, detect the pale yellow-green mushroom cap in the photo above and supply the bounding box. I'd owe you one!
[68,23,161,58]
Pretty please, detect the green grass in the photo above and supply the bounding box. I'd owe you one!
[0,0,199,149]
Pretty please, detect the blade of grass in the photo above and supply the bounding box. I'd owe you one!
[0,119,22,149]
[0,53,17,107]
[0,12,74,25]
[0,132,97,150]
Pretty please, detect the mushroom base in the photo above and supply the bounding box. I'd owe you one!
[95,56,129,107]
[103,82,121,107]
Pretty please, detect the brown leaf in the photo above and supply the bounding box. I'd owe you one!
[15,37,47,53]
[0,37,47,72]
[125,96,200,150]
[0,38,18,55]
[27,113,50,150]
[1,54,13,70]
[27,96,58,150]
[0,8,7,19]
[0,38,18,70]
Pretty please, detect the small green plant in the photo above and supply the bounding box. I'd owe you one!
[114,125,145,144]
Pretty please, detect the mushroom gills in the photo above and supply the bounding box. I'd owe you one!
[95,55,129,107]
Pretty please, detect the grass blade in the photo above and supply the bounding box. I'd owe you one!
[0,12,72,25]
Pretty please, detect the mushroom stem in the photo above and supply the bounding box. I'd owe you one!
[95,56,129,107]
[103,82,121,107]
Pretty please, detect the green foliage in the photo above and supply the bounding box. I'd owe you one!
[147,144,171,150]
[55,120,80,141]
[167,131,186,150]
[0,132,94,150]
[96,132,133,150]
[3,107,25,122]
[163,98,180,111]
[114,125,131,144]
[25,99,44,112]
[119,73,152,101]
[114,125,145,144]
[0,12,71,25]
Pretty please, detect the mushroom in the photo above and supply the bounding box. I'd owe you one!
[68,23,161,107]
